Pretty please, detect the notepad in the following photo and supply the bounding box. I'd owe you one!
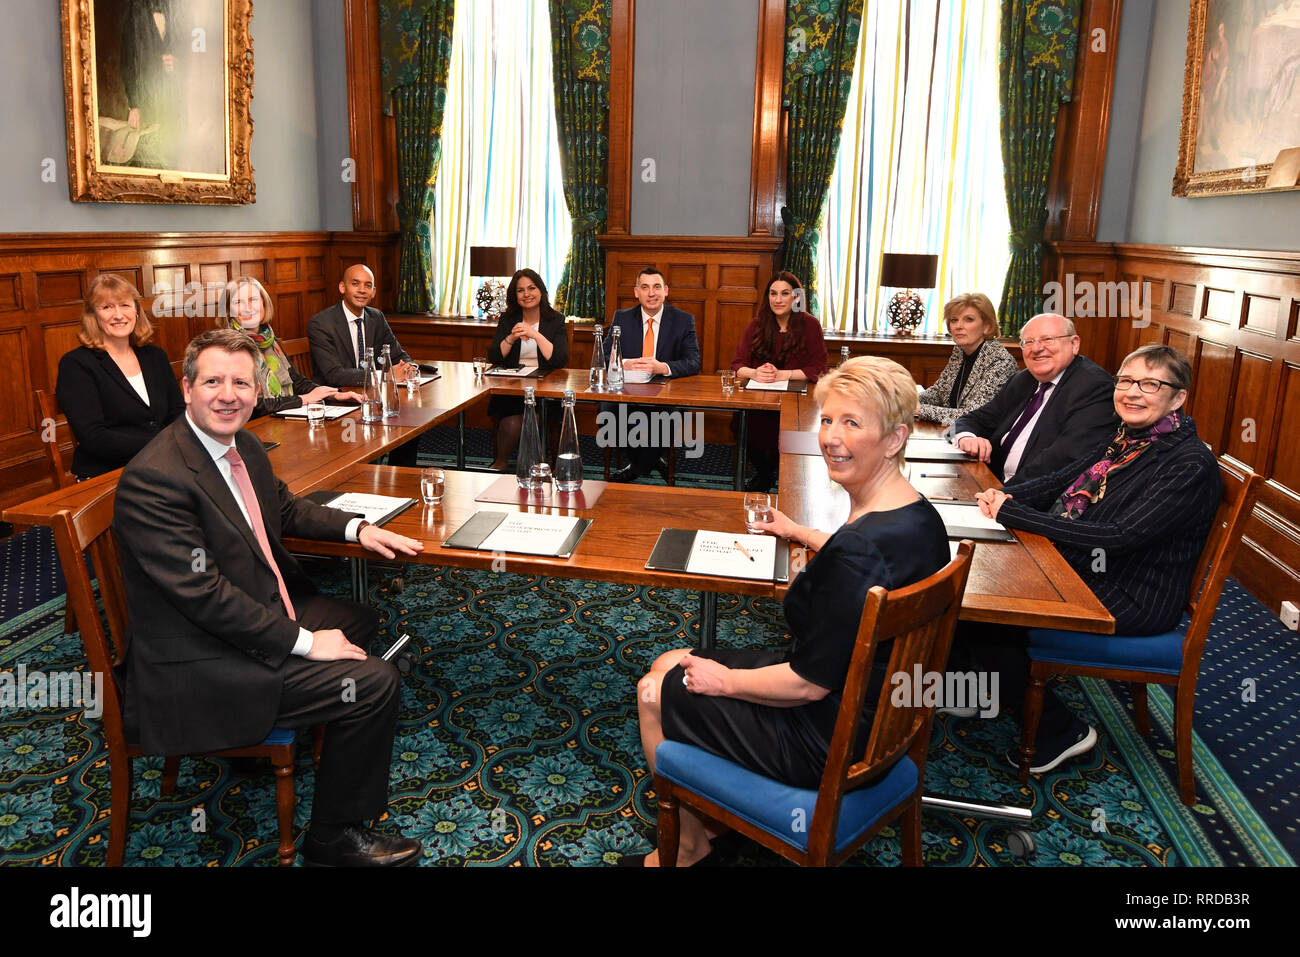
[275,404,354,420]
[305,491,415,526]
[645,529,789,582]
[905,437,973,462]
[931,502,1015,542]
[744,378,789,391]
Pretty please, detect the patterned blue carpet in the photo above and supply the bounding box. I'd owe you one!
[0,426,1293,866]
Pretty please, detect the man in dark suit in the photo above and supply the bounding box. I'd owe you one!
[113,329,425,866]
[605,267,702,482]
[307,264,416,389]
[307,263,420,465]
[951,313,1117,484]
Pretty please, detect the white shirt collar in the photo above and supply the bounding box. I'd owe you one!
[641,307,663,324]
[185,411,237,463]
[342,302,364,323]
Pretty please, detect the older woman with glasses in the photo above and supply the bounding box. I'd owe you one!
[916,293,1018,425]
[966,344,1220,774]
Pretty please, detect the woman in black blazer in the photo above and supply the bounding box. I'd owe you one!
[221,276,362,417]
[487,269,570,470]
[56,273,184,479]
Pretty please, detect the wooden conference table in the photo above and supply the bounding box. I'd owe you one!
[5,360,1113,646]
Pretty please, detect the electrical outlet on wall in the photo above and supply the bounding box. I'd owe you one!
[1281,601,1300,631]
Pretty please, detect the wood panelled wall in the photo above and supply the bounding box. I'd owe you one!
[1049,240,1300,615]
[0,231,398,509]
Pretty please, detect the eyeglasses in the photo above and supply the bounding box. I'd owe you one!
[1018,334,1074,350]
[1113,375,1179,394]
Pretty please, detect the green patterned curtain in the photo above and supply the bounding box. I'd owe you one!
[998,0,1081,334]
[549,0,611,319]
[391,3,454,313]
[781,0,863,316]
[381,1,434,108]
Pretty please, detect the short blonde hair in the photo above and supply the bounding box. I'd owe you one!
[814,356,916,469]
[221,275,275,328]
[943,292,999,339]
[79,273,155,349]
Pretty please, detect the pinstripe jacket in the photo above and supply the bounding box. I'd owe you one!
[916,340,1019,426]
[995,417,1220,635]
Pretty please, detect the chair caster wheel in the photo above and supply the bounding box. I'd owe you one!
[1006,829,1036,859]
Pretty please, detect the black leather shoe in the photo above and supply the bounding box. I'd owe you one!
[652,455,672,481]
[609,464,643,483]
[301,824,422,867]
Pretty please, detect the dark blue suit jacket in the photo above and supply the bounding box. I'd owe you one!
[604,305,701,378]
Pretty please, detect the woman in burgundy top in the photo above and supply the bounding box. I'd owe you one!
[730,272,828,491]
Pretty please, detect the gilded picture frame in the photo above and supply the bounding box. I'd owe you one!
[61,0,254,205]
[1174,0,1300,197]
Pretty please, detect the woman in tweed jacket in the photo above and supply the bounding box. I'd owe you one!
[916,293,1018,425]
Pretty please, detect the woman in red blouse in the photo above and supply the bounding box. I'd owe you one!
[731,271,828,491]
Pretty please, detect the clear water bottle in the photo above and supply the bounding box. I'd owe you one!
[516,387,544,490]
[607,326,624,391]
[589,327,606,391]
[361,347,382,422]
[840,345,851,368]
[555,389,583,492]
[380,343,399,417]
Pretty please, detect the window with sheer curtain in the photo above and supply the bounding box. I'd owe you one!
[430,0,572,316]
[815,1,1010,335]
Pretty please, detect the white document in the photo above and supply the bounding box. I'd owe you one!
[408,374,438,386]
[486,366,535,377]
[932,502,1008,534]
[479,511,581,556]
[276,404,353,419]
[906,437,973,461]
[745,379,789,391]
[623,368,653,383]
[685,531,777,581]
[323,492,412,524]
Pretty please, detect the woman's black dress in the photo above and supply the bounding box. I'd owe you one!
[660,499,951,788]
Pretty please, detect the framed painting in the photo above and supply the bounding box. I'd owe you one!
[61,0,254,204]
[1174,0,1300,197]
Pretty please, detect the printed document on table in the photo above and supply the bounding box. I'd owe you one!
[685,531,777,581]
[479,511,582,556]
[275,404,353,419]
[322,492,415,525]
[931,502,1015,542]
[906,437,973,461]
[744,379,789,391]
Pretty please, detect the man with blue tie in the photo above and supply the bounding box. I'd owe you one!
[605,268,702,483]
[951,313,1117,484]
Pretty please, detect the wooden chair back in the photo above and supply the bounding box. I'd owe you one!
[806,540,974,861]
[1179,459,1261,676]
[50,485,128,743]
[34,389,76,488]
[282,337,314,379]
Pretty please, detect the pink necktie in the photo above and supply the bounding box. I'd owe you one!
[224,447,296,620]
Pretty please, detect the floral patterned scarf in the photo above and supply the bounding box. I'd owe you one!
[1055,412,1181,519]
[230,319,293,397]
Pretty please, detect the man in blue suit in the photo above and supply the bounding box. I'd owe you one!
[604,268,701,482]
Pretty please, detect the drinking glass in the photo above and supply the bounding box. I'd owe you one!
[721,372,736,396]
[472,356,488,379]
[420,468,445,506]
[744,492,772,533]
[306,403,326,429]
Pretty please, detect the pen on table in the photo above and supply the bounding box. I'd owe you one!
[733,540,755,561]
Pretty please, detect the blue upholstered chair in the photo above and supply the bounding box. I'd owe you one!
[653,541,974,867]
[52,485,317,866]
[1016,460,1260,806]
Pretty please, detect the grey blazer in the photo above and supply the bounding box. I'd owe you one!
[916,340,1019,426]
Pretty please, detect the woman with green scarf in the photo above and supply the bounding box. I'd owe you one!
[221,276,363,417]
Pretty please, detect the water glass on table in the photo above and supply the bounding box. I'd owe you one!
[721,372,736,396]
[306,403,326,429]
[472,356,488,379]
[420,468,445,506]
[744,492,772,532]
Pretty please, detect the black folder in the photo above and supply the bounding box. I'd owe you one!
[442,510,592,558]
[645,529,791,583]
[304,490,416,527]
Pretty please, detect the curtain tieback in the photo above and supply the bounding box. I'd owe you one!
[1008,227,1045,251]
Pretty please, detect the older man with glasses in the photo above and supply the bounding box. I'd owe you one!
[950,313,1117,483]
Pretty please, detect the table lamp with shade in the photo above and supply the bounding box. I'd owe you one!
[879,253,939,335]
[469,246,516,321]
